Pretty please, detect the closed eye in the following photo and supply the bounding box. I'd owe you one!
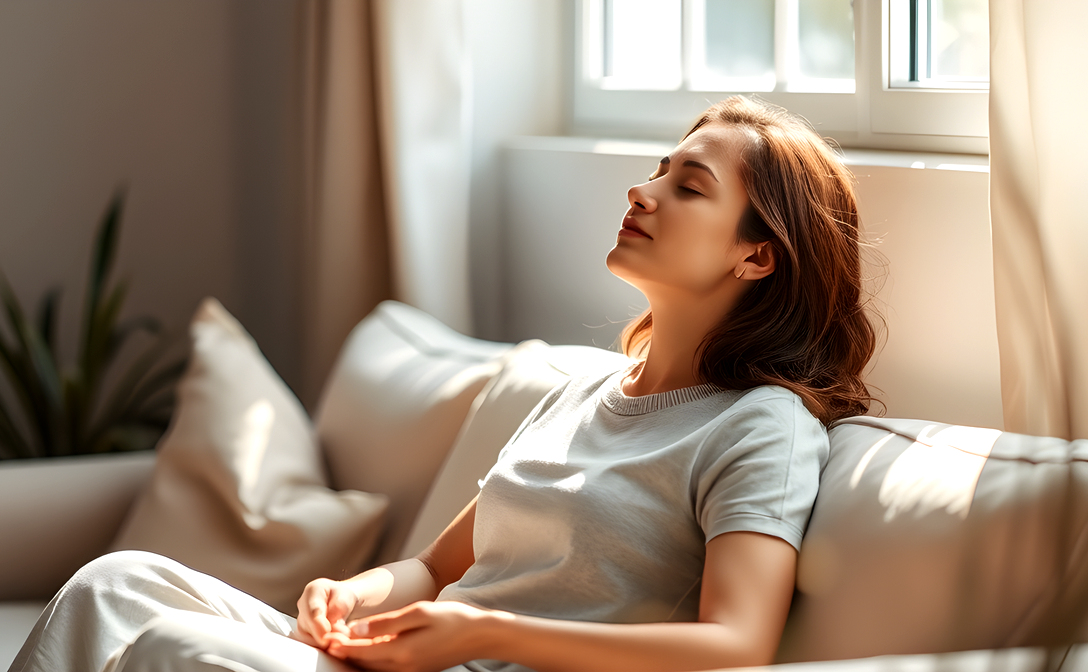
[679,186,702,195]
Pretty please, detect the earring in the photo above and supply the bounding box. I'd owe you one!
[735,267,745,280]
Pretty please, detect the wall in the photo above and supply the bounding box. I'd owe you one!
[464,0,570,341]
[0,0,569,400]
[0,1,1003,430]
[502,138,1003,430]
[0,0,303,391]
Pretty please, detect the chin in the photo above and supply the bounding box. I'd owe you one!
[605,249,650,291]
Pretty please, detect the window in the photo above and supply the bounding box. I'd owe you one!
[890,0,989,89]
[572,0,989,153]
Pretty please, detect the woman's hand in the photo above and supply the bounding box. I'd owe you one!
[324,600,497,672]
[294,577,360,649]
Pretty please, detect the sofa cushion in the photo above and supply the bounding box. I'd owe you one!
[0,602,48,672]
[111,298,388,614]
[0,452,154,602]
[401,341,631,558]
[314,300,511,566]
[778,417,1088,662]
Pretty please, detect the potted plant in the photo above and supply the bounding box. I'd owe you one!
[0,192,189,601]
[0,192,186,460]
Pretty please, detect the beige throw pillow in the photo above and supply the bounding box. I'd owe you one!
[314,301,511,566]
[111,298,388,614]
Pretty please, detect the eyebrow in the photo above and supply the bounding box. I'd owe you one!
[681,159,718,182]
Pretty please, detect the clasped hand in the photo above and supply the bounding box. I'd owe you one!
[293,577,492,671]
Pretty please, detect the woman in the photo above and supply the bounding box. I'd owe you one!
[10,96,875,672]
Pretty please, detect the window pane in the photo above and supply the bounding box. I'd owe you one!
[799,0,855,80]
[930,0,988,80]
[704,0,774,79]
[605,0,681,87]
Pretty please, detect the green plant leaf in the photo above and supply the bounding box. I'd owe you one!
[84,191,123,330]
[87,334,183,446]
[92,420,167,454]
[0,308,34,417]
[125,358,186,414]
[0,273,61,455]
[82,280,128,401]
[36,287,61,355]
[106,315,162,363]
[0,397,34,459]
[78,191,124,398]
[62,375,85,456]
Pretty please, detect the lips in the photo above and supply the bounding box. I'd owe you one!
[620,216,652,240]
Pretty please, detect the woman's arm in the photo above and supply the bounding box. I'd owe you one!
[294,496,478,647]
[327,530,797,672]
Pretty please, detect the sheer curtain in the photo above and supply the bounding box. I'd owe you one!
[989,0,1088,440]
[372,0,474,335]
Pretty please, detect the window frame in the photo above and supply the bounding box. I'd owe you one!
[570,0,989,154]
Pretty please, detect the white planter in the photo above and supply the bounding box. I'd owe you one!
[0,451,155,601]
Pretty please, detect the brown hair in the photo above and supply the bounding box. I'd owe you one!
[620,96,877,425]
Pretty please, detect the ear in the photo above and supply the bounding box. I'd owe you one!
[733,241,776,281]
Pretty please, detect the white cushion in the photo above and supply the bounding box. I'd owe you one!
[112,298,388,613]
[401,341,630,558]
[0,602,47,672]
[779,417,1088,662]
[0,452,153,601]
[314,301,511,565]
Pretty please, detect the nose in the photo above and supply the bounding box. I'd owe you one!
[628,182,657,212]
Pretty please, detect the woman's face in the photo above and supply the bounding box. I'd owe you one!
[606,124,754,299]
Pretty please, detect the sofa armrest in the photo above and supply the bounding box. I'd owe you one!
[0,451,155,601]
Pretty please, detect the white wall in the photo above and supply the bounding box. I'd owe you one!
[0,0,303,391]
[464,0,570,340]
[502,138,1003,430]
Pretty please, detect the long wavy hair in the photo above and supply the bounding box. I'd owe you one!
[620,96,878,425]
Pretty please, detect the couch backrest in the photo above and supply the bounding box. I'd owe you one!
[778,417,1088,662]
[314,301,512,566]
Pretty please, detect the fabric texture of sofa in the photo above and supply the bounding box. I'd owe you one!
[2,299,1087,671]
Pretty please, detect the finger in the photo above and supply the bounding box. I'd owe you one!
[330,620,352,636]
[328,631,396,646]
[324,587,354,621]
[300,594,333,641]
[325,632,402,665]
[289,627,323,649]
[357,605,428,638]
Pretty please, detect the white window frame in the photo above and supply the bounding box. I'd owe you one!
[571,0,989,154]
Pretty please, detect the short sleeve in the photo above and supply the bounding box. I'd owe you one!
[693,387,829,551]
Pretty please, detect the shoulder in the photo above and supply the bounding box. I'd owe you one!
[703,385,829,461]
[725,385,824,429]
[694,386,829,549]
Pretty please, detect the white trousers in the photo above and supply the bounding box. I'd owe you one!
[8,551,355,672]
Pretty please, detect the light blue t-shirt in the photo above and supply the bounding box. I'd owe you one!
[437,366,829,672]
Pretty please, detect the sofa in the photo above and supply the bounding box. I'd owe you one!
[2,299,1087,671]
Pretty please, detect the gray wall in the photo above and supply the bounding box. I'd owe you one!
[0,0,304,392]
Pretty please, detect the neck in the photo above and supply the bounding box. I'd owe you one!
[622,289,738,397]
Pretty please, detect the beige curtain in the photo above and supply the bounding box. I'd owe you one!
[298,0,474,404]
[299,0,391,405]
[990,0,1088,440]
